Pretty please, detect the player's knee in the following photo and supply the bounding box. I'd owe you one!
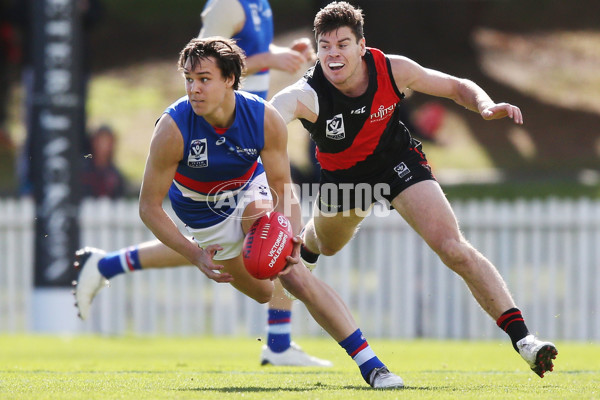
[316,242,342,257]
[436,237,473,270]
[249,288,273,304]
[239,282,273,304]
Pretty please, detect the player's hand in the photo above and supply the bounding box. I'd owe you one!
[290,37,316,63]
[271,49,307,73]
[194,244,232,283]
[481,102,523,124]
[272,235,302,280]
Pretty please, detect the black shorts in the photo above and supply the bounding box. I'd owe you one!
[317,140,436,212]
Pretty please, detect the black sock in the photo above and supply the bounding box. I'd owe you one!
[496,308,530,352]
[300,244,320,264]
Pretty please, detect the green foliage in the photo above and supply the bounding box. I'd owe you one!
[1,336,598,399]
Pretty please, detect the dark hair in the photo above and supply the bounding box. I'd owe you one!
[93,124,115,138]
[178,37,246,90]
[314,1,364,42]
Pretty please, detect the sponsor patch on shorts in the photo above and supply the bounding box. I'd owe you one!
[394,162,410,178]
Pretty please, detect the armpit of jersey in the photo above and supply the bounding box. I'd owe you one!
[270,78,319,124]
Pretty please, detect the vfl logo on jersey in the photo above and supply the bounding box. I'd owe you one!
[187,139,208,168]
[326,114,345,140]
[394,162,410,178]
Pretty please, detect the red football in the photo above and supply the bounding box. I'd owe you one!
[242,212,294,280]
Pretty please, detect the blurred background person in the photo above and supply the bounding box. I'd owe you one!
[199,0,314,100]
[79,124,129,199]
[201,0,321,188]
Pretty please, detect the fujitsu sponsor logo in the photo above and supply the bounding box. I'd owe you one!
[370,103,396,122]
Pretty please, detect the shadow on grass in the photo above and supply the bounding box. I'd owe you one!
[181,385,401,393]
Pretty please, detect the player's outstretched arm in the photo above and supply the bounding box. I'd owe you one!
[245,44,307,76]
[253,36,316,75]
[389,55,523,125]
[480,102,523,123]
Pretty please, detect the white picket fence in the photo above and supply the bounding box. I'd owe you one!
[1,197,599,340]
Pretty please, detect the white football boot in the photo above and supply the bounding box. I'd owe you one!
[517,334,558,378]
[73,247,108,320]
[368,366,405,389]
[260,342,333,367]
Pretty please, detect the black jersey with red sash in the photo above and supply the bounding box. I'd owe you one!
[300,48,412,181]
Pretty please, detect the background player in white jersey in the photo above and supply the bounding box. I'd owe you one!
[74,0,326,367]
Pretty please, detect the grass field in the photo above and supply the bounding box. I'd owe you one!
[0,336,598,399]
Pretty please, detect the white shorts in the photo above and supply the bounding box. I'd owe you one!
[185,172,272,261]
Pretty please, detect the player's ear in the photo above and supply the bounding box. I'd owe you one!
[359,38,366,56]
[224,74,235,89]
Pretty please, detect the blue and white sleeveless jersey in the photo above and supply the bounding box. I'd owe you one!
[166,91,266,229]
[234,0,273,98]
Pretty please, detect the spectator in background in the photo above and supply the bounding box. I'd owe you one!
[79,125,128,199]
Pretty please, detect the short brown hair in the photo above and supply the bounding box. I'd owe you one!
[178,37,246,90]
[314,1,364,42]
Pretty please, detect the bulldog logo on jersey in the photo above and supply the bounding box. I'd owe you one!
[187,139,208,168]
[326,114,345,140]
[258,185,269,196]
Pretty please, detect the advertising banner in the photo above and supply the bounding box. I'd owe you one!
[31,0,83,288]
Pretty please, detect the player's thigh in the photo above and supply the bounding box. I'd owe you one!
[311,199,366,252]
[391,180,462,249]
[241,199,273,234]
[220,254,274,302]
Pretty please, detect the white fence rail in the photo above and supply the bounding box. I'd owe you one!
[1,197,599,340]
